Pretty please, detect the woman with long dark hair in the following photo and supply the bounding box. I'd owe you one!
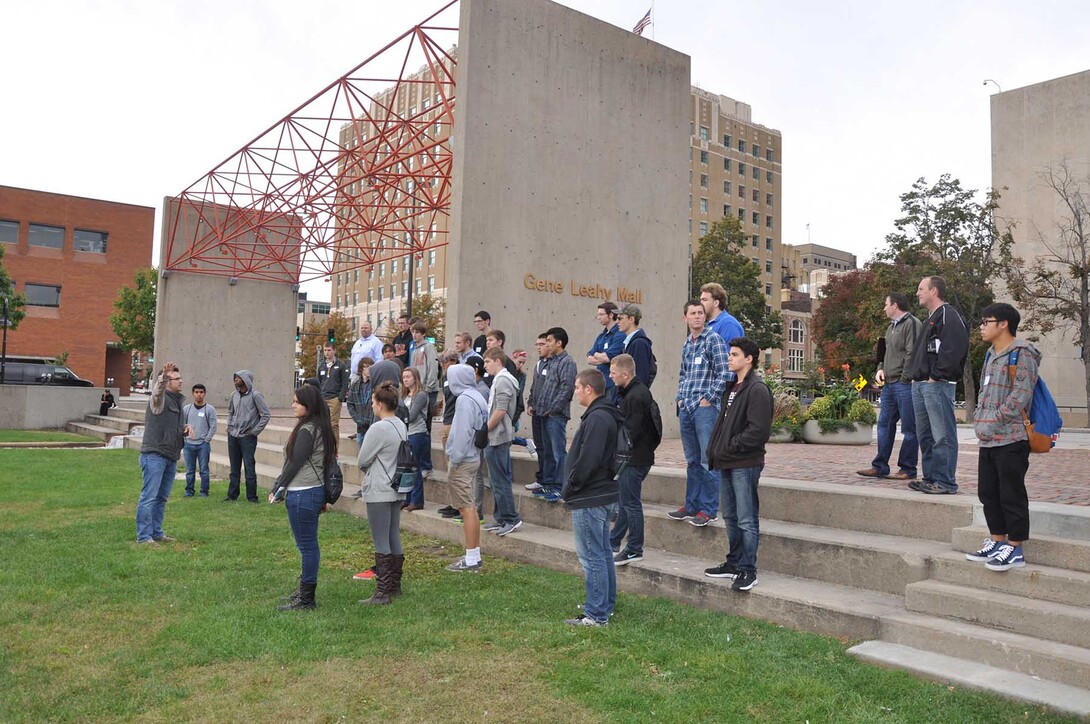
[269,383,337,611]
[356,381,407,605]
[401,366,431,512]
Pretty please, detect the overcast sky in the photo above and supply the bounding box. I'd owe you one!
[2,1,1087,299]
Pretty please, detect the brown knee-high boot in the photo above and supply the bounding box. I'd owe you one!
[360,554,392,605]
[390,554,405,597]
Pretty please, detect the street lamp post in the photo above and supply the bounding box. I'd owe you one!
[1,296,9,385]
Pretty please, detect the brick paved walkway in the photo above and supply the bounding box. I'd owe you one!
[653,438,1090,506]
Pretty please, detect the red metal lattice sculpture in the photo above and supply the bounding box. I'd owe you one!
[164,0,458,284]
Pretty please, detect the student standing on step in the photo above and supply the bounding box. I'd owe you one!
[182,384,217,497]
[966,303,1039,572]
[136,362,189,544]
[536,327,577,503]
[225,369,271,503]
[400,366,431,512]
[609,354,659,566]
[482,348,522,537]
[704,337,772,592]
[444,364,489,572]
[317,342,350,439]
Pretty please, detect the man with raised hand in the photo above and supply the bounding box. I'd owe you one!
[136,362,188,544]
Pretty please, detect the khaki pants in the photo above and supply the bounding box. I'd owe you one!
[326,398,342,438]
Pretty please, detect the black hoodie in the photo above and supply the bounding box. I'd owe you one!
[562,396,622,509]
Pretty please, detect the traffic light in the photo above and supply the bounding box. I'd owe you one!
[295,327,301,342]
[327,328,336,344]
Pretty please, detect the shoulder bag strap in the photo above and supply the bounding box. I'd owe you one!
[1005,349,1033,430]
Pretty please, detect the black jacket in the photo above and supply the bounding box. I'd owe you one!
[905,303,969,383]
[707,375,773,470]
[617,377,656,468]
[317,357,349,400]
[562,397,621,509]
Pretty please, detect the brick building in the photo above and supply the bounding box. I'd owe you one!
[0,186,154,391]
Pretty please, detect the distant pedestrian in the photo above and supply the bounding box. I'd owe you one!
[317,342,349,438]
[966,303,1038,572]
[857,293,922,482]
[99,389,116,417]
[704,337,772,592]
[182,383,217,497]
[135,362,188,545]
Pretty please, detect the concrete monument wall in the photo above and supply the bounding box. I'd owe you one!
[0,386,102,429]
[448,0,691,435]
[992,70,1090,425]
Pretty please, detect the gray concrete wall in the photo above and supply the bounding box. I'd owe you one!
[0,386,102,429]
[991,70,1090,418]
[153,269,298,411]
[448,0,691,436]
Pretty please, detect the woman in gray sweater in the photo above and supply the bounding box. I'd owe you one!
[356,381,408,605]
[268,384,337,611]
[401,366,432,512]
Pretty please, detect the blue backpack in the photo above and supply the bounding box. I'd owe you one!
[1006,348,1063,451]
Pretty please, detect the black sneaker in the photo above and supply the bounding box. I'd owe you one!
[438,506,458,518]
[704,562,740,579]
[667,507,694,521]
[614,550,643,566]
[732,570,758,591]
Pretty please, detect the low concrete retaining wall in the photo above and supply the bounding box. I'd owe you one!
[0,385,103,429]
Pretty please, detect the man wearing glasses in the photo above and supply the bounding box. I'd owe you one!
[904,276,969,494]
[136,362,190,544]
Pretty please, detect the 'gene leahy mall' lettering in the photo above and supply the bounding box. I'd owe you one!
[523,273,644,304]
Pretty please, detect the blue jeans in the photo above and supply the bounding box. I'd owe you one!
[543,415,568,493]
[912,381,959,491]
[721,465,762,572]
[227,434,259,501]
[183,440,211,495]
[406,432,431,507]
[531,413,549,484]
[136,452,176,542]
[679,405,720,517]
[571,504,618,623]
[286,485,325,584]
[610,464,650,555]
[485,442,520,525]
[871,381,917,477]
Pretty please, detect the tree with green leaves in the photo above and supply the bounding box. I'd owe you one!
[300,311,355,378]
[1001,160,1090,422]
[110,267,157,354]
[0,244,27,330]
[811,268,887,374]
[874,175,1009,418]
[690,216,782,350]
[404,293,446,352]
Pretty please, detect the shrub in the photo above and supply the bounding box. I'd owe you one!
[848,399,877,425]
[806,396,835,420]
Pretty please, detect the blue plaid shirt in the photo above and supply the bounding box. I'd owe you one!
[676,328,729,413]
[537,350,577,420]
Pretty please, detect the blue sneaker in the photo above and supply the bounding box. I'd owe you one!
[965,538,1005,562]
[542,489,563,503]
[985,544,1025,572]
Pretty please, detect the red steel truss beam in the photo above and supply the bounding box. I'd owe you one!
[165,0,459,283]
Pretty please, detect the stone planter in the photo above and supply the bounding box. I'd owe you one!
[768,429,796,444]
[800,420,873,445]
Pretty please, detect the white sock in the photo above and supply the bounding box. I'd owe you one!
[465,547,481,566]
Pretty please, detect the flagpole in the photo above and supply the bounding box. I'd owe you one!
[651,0,655,40]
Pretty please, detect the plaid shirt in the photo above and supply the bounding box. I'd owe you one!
[537,350,577,420]
[676,328,729,413]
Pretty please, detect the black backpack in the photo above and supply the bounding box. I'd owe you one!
[630,336,658,387]
[613,418,632,480]
[647,398,663,450]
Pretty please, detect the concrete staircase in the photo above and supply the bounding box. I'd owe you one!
[112,410,1090,717]
[66,404,145,442]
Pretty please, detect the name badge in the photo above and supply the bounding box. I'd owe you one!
[694,356,704,365]
[983,375,990,386]
[542,368,548,376]
[198,412,205,417]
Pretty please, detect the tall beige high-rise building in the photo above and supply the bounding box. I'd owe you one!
[991,69,1090,425]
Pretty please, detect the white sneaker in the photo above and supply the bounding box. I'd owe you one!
[525,482,543,491]
[525,439,537,456]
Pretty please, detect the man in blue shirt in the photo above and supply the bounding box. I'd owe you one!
[671,300,730,528]
[701,283,744,344]
[586,302,624,396]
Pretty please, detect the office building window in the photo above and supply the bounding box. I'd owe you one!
[416,254,422,269]
[766,170,773,184]
[788,348,804,372]
[700,174,708,189]
[367,288,374,302]
[751,235,758,247]
[378,287,384,301]
[699,221,708,236]
[752,144,760,158]
[428,275,435,292]
[699,125,709,141]
[379,262,386,276]
[416,278,422,293]
[335,295,341,307]
[0,219,16,244]
[74,229,108,253]
[28,224,64,249]
[723,181,731,194]
[25,283,61,307]
[753,166,760,180]
[752,211,759,225]
[352,292,358,305]
[765,283,772,296]
[722,134,731,146]
[723,158,731,171]
[766,215,773,229]
[766,193,774,207]
[738,185,745,199]
[699,197,708,214]
[313,303,329,315]
[765,260,773,273]
[766,148,774,162]
[402,281,408,297]
[790,320,805,344]
[429,250,436,266]
[723,204,731,217]
[738,208,745,221]
[389,284,395,297]
[368,268,374,279]
[752,189,759,202]
[738,140,746,153]
[765,237,773,251]
[738,162,746,176]
[699,150,708,165]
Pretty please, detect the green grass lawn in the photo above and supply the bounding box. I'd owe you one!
[0,449,1074,723]
[0,429,99,443]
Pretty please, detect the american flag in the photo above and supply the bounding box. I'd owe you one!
[633,8,651,35]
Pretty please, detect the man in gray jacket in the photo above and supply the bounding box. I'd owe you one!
[858,293,922,481]
[482,348,522,537]
[137,362,189,544]
[225,369,271,503]
[444,364,489,572]
[182,384,217,497]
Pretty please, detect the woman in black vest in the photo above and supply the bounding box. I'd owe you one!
[269,384,337,611]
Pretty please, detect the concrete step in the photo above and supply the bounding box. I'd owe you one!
[904,579,1090,649]
[952,526,1090,574]
[204,445,365,486]
[84,414,139,433]
[109,407,146,422]
[929,550,1090,608]
[423,477,943,595]
[848,641,1090,718]
[973,501,1090,544]
[878,611,1090,693]
[66,421,121,442]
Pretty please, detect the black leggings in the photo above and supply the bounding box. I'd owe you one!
[366,501,403,555]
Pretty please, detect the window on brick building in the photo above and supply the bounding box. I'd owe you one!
[28,224,64,249]
[25,283,61,307]
[0,219,18,244]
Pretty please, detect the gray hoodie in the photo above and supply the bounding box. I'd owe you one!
[487,367,518,446]
[446,364,487,465]
[227,369,271,438]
